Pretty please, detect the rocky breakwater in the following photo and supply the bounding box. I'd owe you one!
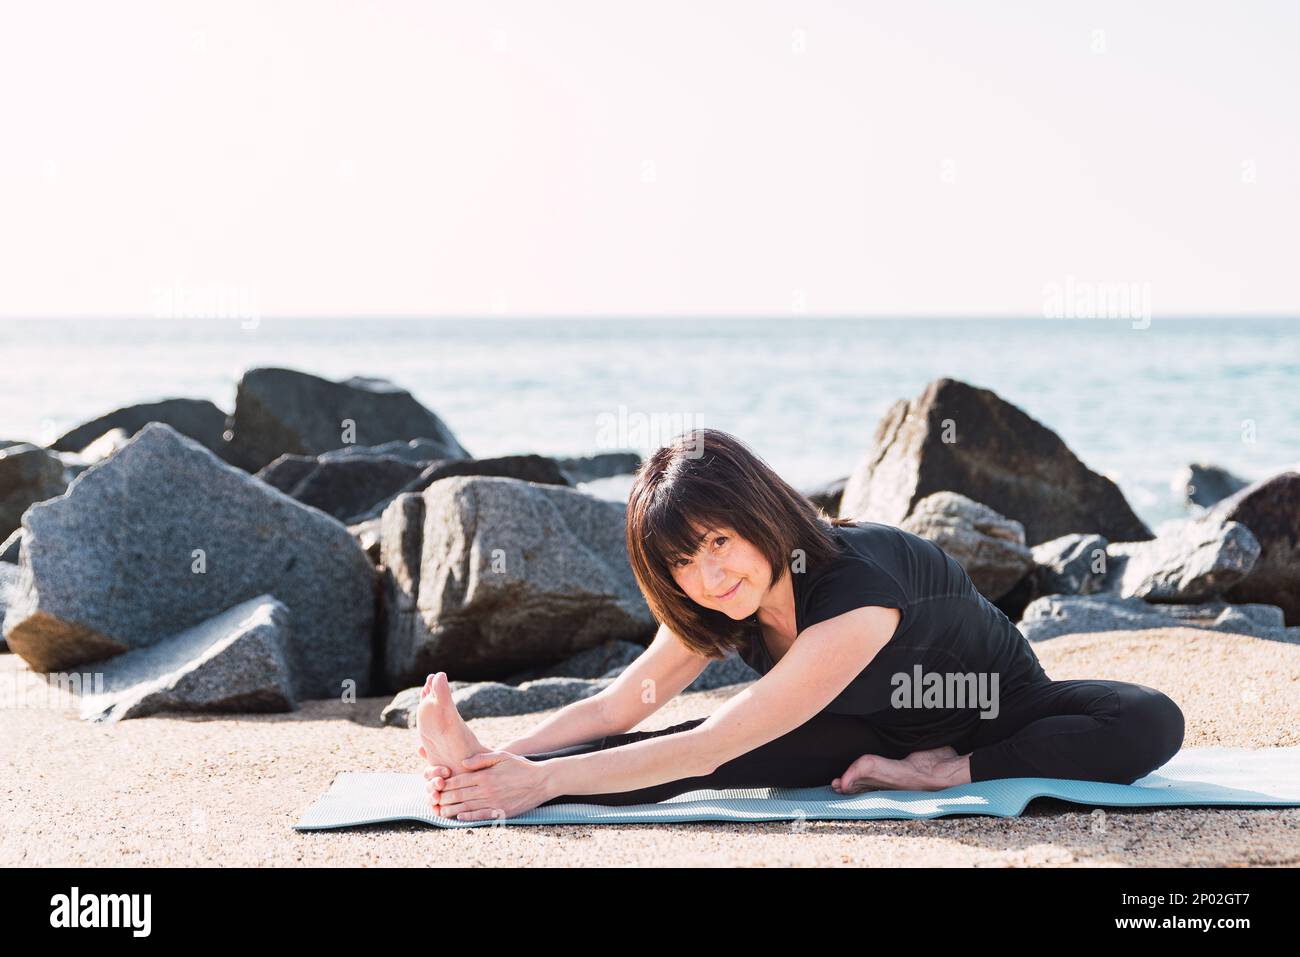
[2,423,377,704]
[832,377,1300,646]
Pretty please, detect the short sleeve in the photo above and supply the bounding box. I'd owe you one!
[800,558,909,633]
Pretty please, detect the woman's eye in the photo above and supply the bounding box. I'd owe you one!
[713,536,728,548]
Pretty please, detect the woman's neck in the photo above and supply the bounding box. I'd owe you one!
[754,566,797,642]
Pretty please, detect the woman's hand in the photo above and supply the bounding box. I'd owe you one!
[424,751,551,822]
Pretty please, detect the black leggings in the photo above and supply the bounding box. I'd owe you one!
[529,677,1186,807]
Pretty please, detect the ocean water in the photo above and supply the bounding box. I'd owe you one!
[0,317,1295,534]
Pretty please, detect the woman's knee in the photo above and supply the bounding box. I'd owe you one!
[1117,684,1185,776]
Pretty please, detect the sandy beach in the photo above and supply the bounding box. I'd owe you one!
[2,626,1297,868]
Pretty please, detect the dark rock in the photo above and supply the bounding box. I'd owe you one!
[898,491,1033,600]
[503,638,647,683]
[320,439,454,466]
[2,423,376,699]
[1176,463,1250,509]
[77,595,296,723]
[49,398,229,459]
[839,378,1152,546]
[221,367,470,473]
[254,454,319,495]
[1209,471,1300,626]
[350,454,572,524]
[256,453,426,524]
[803,476,849,518]
[1,528,22,563]
[0,443,68,541]
[991,573,1039,625]
[1017,593,1300,643]
[555,451,642,484]
[379,475,656,689]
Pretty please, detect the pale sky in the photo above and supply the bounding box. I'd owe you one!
[1,0,1296,319]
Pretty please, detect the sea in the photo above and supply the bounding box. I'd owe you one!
[0,316,1295,534]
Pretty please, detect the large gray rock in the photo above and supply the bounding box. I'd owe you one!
[1209,471,1300,626]
[898,491,1033,600]
[379,476,656,688]
[0,443,68,540]
[221,367,470,473]
[840,378,1152,546]
[1018,593,1300,644]
[77,595,296,723]
[49,398,229,458]
[1100,517,1259,602]
[1031,533,1110,596]
[1176,463,1250,509]
[2,422,376,699]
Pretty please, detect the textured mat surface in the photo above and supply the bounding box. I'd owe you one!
[294,745,1300,830]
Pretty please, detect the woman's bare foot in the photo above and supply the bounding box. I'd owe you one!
[415,672,489,786]
[831,745,970,794]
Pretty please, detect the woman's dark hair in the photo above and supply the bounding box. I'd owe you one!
[625,428,859,659]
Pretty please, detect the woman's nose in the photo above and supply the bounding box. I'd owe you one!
[698,556,726,590]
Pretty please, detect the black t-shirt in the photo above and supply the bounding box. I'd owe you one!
[739,521,1046,731]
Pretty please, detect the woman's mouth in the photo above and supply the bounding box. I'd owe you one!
[715,581,741,600]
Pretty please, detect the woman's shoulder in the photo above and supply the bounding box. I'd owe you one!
[798,532,912,629]
[826,520,906,566]
[832,517,979,602]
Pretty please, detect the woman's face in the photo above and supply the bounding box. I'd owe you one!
[668,522,771,619]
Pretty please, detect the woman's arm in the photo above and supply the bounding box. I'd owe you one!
[536,605,901,801]
[495,624,712,755]
[534,719,716,798]
[494,695,620,755]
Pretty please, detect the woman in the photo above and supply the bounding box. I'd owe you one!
[418,428,1185,822]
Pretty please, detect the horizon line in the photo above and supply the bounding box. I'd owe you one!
[3,313,1297,323]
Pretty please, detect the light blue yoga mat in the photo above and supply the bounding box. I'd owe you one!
[294,745,1300,831]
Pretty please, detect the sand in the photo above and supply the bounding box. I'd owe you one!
[1,627,1298,867]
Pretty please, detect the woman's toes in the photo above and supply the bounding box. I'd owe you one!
[416,695,437,724]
